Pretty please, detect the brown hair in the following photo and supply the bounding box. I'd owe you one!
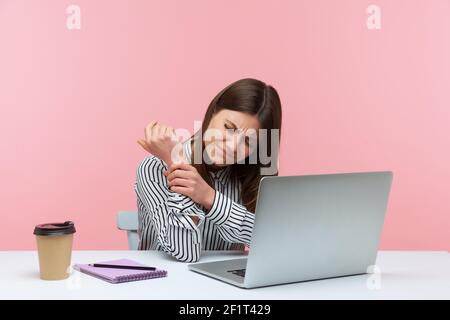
[190,78,282,213]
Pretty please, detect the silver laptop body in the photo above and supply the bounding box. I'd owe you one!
[188,171,393,289]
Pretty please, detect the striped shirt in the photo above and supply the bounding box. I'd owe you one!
[134,137,255,262]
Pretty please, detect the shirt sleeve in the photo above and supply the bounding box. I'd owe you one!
[134,156,206,262]
[204,190,254,246]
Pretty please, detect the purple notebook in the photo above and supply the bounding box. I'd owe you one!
[74,259,168,284]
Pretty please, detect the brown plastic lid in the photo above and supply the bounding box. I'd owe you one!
[33,221,76,236]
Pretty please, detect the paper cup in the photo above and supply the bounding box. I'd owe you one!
[33,221,76,280]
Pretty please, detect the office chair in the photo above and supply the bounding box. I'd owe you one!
[116,211,139,250]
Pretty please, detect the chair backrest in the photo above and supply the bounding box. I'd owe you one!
[116,211,139,250]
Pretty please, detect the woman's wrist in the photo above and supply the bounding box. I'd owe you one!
[202,187,216,211]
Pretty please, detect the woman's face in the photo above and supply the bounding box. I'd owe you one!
[203,109,260,167]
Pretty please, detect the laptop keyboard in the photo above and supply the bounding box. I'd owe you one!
[227,268,246,277]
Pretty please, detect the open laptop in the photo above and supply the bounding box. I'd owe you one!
[188,171,393,288]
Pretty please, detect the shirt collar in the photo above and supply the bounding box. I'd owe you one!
[209,165,232,184]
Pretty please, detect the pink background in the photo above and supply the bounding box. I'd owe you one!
[0,1,449,250]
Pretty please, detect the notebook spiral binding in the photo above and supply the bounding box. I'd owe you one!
[117,270,168,282]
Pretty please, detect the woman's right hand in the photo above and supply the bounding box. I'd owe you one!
[137,121,186,167]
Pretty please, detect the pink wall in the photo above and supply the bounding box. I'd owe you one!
[0,0,449,250]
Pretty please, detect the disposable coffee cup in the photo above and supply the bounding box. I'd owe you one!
[33,221,76,280]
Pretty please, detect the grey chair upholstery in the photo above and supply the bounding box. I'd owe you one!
[116,211,139,250]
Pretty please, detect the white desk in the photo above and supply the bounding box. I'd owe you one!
[0,250,448,299]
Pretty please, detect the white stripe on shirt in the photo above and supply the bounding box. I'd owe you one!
[134,137,255,262]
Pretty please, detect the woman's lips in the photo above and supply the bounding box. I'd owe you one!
[211,143,232,164]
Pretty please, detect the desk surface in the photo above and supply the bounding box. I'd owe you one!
[0,250,449,299]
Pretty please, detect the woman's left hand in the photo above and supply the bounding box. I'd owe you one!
[163,163,215,210]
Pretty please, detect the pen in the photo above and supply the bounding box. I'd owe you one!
[88,263,156,271]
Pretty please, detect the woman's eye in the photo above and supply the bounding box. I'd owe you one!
[224,124,232,130]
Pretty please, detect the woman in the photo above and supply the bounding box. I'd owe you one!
[134,78,282,262]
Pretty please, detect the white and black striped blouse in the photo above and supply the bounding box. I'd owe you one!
[134,137,255,262]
